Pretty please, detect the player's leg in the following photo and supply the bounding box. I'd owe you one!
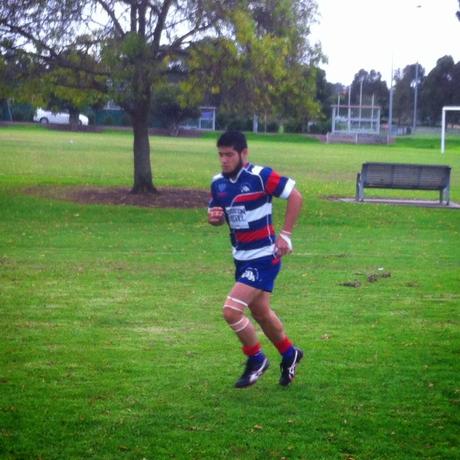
[249,291,303,386]
[223,283,258,347]
[248,290,285,344]
[223,282,269,388]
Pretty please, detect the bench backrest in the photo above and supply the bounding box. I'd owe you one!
[361,162,451,190]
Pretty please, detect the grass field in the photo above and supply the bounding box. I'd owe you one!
[1,125,459,459]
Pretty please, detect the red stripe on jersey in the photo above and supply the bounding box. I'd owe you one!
[234,192,265,203]
[235,225,275,243]
[266,171,282,195]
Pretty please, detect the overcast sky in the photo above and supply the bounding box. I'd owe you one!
[310,0,460,85]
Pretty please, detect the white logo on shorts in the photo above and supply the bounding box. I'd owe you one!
[241,268,258,282]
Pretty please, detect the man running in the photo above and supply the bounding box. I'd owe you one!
[208,131,303,388]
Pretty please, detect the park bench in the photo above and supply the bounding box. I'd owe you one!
[355,162,451,205]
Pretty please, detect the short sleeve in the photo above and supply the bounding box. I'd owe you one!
[259,167,296,200]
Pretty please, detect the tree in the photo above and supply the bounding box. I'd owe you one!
[0,48,43,121]
[1,1,320,193]
[0,1,225,192]
[0,48,35,101]
[420,55,456,125]
[393,63,425,126]
[314,68,332,114]
[452,60,460,105]
[275,62,321,130]
[33,51,108,129]
[151,83,200,135]
[182,0,322,129]
[350,69,388,115]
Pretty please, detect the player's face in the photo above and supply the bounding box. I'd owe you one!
[218,146,247,177]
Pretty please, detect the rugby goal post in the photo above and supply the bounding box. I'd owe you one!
[441,106,460,154]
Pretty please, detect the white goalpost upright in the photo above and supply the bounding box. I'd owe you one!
[441,106,460,154]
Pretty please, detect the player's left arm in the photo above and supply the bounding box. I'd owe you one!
[275,187,302,257]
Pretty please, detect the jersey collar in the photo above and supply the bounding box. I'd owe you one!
[229,162,251,183]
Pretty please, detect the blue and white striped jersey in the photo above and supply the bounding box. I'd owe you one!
[209,163,296,261]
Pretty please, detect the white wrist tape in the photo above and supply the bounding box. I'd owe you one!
[279,232,293,251]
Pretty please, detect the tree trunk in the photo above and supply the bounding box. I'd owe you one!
[69,109,80,131]
[131,112,157,194]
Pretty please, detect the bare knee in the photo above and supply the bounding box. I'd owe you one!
[223,306,240,324]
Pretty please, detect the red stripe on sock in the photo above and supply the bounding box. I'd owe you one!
[242,343,261,356]
[275,337,293,354]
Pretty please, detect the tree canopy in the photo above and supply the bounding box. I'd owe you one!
[349,69,388,115]
[391,63,424,126]
[421,56,460,125]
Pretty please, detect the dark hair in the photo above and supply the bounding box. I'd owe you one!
[217,131,247,153]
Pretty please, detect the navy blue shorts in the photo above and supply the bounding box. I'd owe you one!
[234,256,281,293]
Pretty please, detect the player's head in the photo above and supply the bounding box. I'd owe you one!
[217,131,247,153]
[217,131,248,178]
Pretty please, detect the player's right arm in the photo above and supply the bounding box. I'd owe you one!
[208,207,225,226]
[208,178,226,226]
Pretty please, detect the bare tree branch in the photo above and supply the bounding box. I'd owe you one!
[95,0,125,37]
[1,22,110,78]
[152,0,173,56]
[0,21,59,59]
[138,0,148,37]
[130,2,137,33]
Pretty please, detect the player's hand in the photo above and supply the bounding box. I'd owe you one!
[275,230,293,257]
[208,207,225,226]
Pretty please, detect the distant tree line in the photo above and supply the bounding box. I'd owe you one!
[321,55,460,129]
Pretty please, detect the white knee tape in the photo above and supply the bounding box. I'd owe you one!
[229,317,250,333]
[223,303,246,313]
[227,296,248,308]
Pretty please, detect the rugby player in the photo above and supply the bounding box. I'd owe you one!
[208,131,303,388]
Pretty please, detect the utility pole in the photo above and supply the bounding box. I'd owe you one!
[412,4,422,133]
[359,76,364,130]
[412,62,419,133]
[347,85,351,133]
[388,62,394,140]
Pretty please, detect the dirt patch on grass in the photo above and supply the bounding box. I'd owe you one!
[24,185,209,209]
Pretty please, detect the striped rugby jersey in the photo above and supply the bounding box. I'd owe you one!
[209,163,296,261]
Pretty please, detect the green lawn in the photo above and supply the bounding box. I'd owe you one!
[1,125,459,459]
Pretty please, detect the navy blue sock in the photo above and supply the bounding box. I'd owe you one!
[249,351,266,364]
[281,346,295,361]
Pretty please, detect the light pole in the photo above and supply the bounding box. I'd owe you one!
[347,85,351,133]
[412,4,422,133]
[358,76,364,130]
[388,61,394,139]
[412,62,419,132]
